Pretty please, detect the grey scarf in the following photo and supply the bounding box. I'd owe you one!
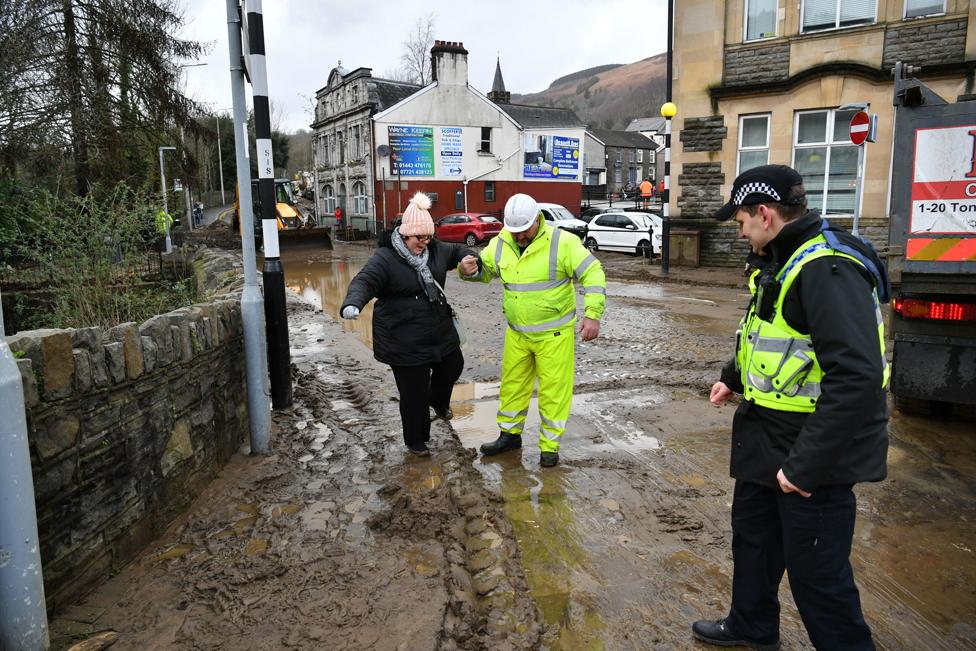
[392,227,440,302]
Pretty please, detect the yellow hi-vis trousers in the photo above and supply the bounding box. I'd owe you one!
[497,326,575,453]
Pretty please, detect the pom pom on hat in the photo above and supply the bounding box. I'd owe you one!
[400,192,435,236]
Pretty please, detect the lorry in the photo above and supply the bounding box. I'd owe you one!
[887,63,976,414]
[234,178,331,248]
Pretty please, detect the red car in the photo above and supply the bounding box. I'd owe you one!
[434,212,502,246]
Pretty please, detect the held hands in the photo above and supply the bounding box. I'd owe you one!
[579,318,600,342]
[776,468,811,498]
[710,381,733,406]
[341,305,360,320]
[459,255,479,276]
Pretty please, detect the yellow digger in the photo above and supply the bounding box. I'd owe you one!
[234,179,332,248]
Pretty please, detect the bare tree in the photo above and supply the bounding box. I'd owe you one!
[399,13,436,86]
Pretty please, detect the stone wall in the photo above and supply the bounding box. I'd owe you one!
[883,18,968,70]
[723,42,791,86]
[678,162,726,218]
[679,116,727,153]
[4,247,249,610]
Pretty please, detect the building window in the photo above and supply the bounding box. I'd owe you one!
[904,0,944,18]
[637,150,644,163]
[614,168,622,184]
[615,150,623,164]
[351,85,359,105]
[353,126,361,159]
[792,108,859,215]
[802,0,875,32]
[484,181,496,202]
[353,181,368,214]
[338,132,345,165]
[745,0,777,40]
[322,185,335,213]
[738,114,770,174]
[480,127,492,153]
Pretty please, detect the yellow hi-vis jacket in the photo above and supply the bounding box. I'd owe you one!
[463,222,606,336]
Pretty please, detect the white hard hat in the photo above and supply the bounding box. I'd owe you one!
[504,194,540,233]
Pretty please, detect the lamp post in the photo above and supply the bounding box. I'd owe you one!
[158,145,176,253]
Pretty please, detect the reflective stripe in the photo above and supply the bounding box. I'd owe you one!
[754,337,793,353]
[497,409,529,419]
[549,227,562,280]
[539,429,562,444]
[540,416,567,431]
[574,254,597,280]
[583,285,606,295]
[503,278,571,292]
[508,309,576,333]
[498,422,524,433]
[494,239,504,266]
[795,382,821,398]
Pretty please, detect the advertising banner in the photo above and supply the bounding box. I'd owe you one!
[909,125,976,235]
[440,127,463,177]
[389,125,434,177]
[523,134,580,179]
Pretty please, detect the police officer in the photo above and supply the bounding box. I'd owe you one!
[458,194,606,468]
[692,165,889,651]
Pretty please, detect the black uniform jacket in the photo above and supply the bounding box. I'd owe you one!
[341,233,474,367]
[720,211,889,491]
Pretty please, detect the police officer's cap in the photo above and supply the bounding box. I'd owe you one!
[715,165,805,222]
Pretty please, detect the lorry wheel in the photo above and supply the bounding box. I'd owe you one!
[465,233,477,247]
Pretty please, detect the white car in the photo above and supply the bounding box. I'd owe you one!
[537,202,588,238]
[584,211,662,257]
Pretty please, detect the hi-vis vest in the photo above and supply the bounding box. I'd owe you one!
[736,233,890,413]
[469,222,606,337]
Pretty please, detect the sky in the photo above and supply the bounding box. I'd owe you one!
[177,0,669,133]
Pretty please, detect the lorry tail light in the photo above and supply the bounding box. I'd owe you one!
[892,297,976,322]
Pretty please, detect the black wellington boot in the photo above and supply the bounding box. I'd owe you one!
[480,432,522,456]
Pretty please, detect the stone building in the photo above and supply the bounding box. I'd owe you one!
[370,43,586,226]
[310,64,420,232]
[587,128,659,197]
[673,0,976,265]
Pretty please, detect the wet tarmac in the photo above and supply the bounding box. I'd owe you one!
[52,242,976,650]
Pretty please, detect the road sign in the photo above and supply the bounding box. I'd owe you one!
[850,111,871,146]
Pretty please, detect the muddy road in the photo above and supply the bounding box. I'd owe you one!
[53,242,976,650]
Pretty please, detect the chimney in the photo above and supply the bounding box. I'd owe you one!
[430,40,469,86]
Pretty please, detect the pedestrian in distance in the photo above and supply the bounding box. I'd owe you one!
[693,165,890,651]
[640,177,653,210]
[340,192,475,457]
[458,193,606,468]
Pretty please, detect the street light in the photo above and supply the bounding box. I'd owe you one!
[214,109,233,205]
[158,146,176,253]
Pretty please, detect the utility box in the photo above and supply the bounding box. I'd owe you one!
[668,230,700,267]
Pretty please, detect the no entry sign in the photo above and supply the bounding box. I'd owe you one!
[850,111,871,145]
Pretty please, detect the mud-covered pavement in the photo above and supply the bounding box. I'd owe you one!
[53,242,976,650]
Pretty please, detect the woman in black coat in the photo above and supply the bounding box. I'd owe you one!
[340,193,474,456]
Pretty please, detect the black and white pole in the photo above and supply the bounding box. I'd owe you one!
[660,0,675,276]
[246,0,292,409]
[227,0,271,453]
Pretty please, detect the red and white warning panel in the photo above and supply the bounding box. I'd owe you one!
[910,125,976,236]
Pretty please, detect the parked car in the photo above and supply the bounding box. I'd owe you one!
[579,206,608,223]
[537,202,587,238]
[584,211,662,257]
[434,212,503,246]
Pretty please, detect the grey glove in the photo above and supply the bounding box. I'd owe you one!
[340,305,360,320]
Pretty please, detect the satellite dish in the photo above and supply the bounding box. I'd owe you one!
[377,145,391,157]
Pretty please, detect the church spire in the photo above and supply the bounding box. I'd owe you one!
[487,56,510,104]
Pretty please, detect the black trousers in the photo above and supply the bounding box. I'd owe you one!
[727,480,875,650]
[389,348,464,447]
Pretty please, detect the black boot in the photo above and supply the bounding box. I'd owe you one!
[480,432,522,456]
[540,451,559,467]
[691,619,780,650]
[430,406,453,421]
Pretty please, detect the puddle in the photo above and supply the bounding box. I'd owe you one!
[281,249,375,349]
